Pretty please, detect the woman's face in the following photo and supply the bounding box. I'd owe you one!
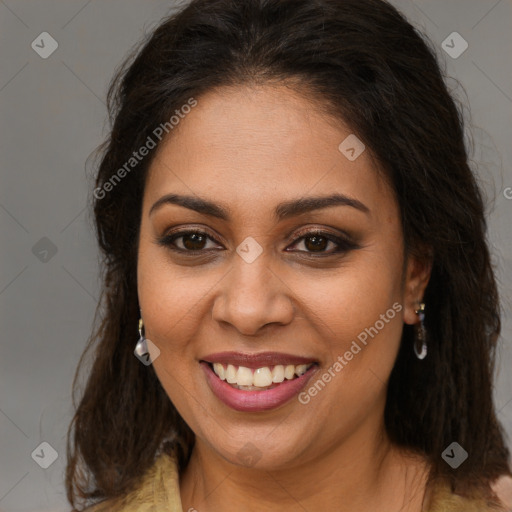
[137,85,430,470]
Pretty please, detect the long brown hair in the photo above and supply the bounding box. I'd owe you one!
[66,0,511,509]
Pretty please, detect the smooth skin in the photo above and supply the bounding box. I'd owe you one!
[137,84,433,512]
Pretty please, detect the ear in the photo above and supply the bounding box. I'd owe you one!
[403,249,433,325]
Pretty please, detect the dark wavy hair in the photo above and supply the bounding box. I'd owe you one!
[65,0,511,509]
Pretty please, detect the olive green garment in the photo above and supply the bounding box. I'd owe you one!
[84,450,508,512]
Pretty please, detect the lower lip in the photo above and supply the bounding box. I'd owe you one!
[200,362,318,412]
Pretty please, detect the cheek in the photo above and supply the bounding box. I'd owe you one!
[137,228,404,357]
[137,235,214,350]
[137,244,209,427]
[298,251,404,411]
[298,280,403,442]
[309,256,402,347]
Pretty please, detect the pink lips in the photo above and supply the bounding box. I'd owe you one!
[199,352,319,412]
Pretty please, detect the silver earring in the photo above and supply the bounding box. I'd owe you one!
[134,317,148,357]
[414,302,427,360]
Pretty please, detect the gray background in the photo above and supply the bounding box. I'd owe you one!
[0,1,511,511]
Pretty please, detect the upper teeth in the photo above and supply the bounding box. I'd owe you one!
[212,363,313,388]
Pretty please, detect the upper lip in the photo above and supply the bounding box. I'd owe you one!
[200,351,318,369]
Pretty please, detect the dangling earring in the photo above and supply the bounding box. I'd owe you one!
[414,302,427,360]
[134,315,161,365]
[134,317,148,358]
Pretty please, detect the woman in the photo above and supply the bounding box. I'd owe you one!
[65,0,512,510]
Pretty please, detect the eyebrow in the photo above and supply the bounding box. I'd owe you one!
[149,192,370,221]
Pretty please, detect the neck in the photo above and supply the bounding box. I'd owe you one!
[179,421,429,512]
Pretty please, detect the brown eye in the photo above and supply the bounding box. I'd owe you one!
[157,230,221,252]
[287,230,357,256]
[303,234,330,252]
[157,228,359,258]
[181,232,208,250]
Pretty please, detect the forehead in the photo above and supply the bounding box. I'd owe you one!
[143,85,394,222]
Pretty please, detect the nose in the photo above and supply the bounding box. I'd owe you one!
[211,255,295,336]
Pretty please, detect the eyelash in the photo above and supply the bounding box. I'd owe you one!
[156,228,358,257]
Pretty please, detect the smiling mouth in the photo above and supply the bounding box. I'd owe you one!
[204,362,317,391]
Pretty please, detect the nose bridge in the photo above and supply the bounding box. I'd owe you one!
[212,250,294,335]
[231,252,272,301]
